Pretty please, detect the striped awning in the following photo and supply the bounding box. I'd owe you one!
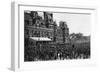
[30,37,51,41]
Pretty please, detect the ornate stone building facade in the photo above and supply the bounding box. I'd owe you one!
[56,21,69,43]
[24,11,69,43]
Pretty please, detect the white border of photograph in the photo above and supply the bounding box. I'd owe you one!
[11,2,97,71]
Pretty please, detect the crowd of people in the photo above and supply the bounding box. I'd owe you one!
[24,41,90,61]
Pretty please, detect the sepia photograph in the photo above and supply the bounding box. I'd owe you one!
[24,10,90,62]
